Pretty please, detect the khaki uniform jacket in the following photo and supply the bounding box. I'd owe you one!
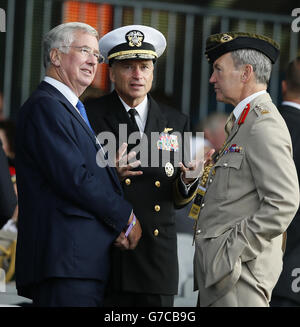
[193,93,299,307]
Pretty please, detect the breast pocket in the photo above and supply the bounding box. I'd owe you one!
[208,152,244,200]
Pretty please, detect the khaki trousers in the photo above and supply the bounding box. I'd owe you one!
[208,263,269,307]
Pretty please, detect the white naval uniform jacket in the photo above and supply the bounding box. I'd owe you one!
[193,92,299,307]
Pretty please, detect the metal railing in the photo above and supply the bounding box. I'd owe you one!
[1,0,299,126]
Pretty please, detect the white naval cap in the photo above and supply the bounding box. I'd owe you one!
[99,25,167,64]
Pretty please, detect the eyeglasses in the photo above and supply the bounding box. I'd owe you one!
[61,45,105,63]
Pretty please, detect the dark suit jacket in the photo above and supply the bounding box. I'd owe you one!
[15,82,132,299]
[272,104,300,304]
[0,139,17,227]
[85,91,196,295]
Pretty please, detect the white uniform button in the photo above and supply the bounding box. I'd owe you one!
[201,203,205,208]
[223,163,228,167]
[196,229,201,235]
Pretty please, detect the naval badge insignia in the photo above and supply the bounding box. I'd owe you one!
[163,128,173,133]
[126,30,144,47]
[165,162,174,177]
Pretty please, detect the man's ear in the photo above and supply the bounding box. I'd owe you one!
[109,66,115,83]
[241,64,253,83]
[281,80,287,96]
[50,48,61,67]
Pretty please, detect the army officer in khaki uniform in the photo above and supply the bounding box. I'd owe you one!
[85,25,198,307]
[192,32,299,307]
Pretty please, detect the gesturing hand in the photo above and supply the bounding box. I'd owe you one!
[115,143,143,181]
[179,148,215,184]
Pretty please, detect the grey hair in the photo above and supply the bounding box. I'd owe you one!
[43,22,99,69]
[231,49,272,85]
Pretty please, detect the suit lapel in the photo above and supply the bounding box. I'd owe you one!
[226,123,239,144]
[39,82,121,189]
[144,95,167,138]
[39,82,97,145]
[103,91,135,139]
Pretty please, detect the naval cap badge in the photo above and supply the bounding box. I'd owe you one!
[126,30,144,47]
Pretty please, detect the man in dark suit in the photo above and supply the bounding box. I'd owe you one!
[0,139,17,228]
[15,22,141,307]
[85,25,199,307]
[271,57,300,306]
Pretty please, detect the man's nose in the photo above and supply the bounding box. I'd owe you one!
[86,53,97,65]
[209,72,216,83]
[132,67,142,78]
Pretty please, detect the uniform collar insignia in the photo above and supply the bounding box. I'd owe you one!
[238,103,250,125]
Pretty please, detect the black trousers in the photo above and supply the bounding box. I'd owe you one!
[104,291,174,307]
[32,277,106,307]
[270,296,300,307]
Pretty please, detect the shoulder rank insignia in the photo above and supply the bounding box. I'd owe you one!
[255,104,270,115]
[261,109,270,114]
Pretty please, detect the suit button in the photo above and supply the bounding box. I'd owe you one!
[223,163,228,167]
[155,181,160,188]
[201,203,205,208]
[196,229,201,235]
[154,205,160,212]
[154,229,159,236]
[125,178,131,186]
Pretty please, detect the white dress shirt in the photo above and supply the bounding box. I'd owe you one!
[118,95,148,135]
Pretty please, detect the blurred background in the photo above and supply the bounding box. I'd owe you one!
[0,0,299,129]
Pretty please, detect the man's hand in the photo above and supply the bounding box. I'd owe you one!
[180,148,215,184]
[127,214,142,250]
[114,231,130,250]
[115,143,143,181]
[114,213,142,250]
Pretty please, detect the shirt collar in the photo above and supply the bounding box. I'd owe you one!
[233,90,267,121]
[281,101,300,111]
[44,76,79,108]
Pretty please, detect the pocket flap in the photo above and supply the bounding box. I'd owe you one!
[215,153,243,170]
[202,224,234,238]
